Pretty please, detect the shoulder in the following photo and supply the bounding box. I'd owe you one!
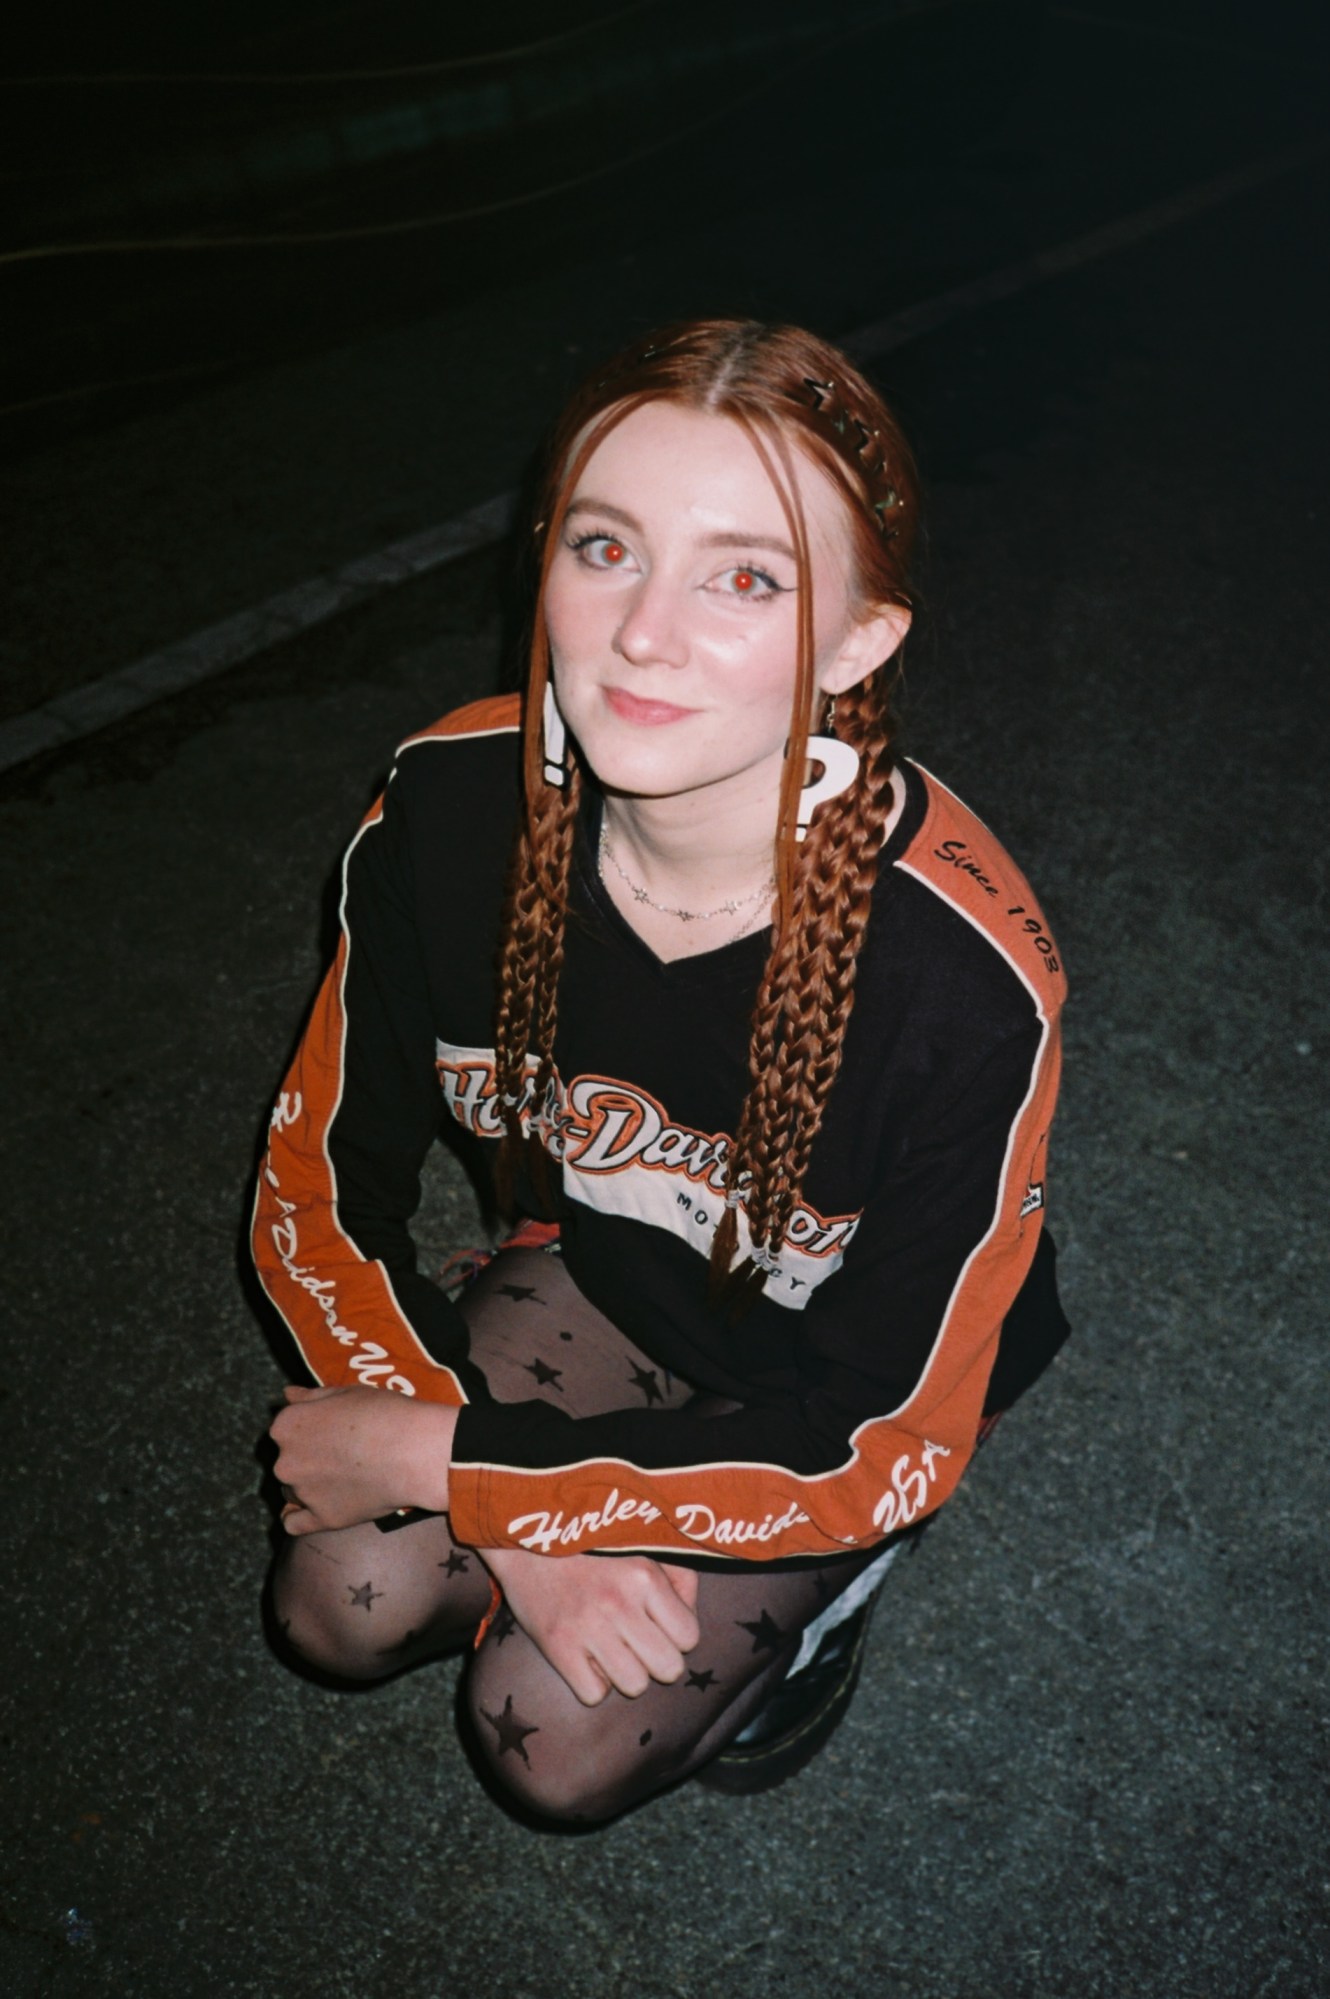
[871,761,1067,1036]
[387,692,523,825]
[395,692,522,771]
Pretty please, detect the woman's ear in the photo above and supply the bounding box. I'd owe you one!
[822,603,912,697]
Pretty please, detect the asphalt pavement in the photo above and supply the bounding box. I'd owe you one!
[2,8,1327,1996]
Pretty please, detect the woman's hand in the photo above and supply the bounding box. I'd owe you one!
[270,1384,457,1536]
[482,1545,700,1706]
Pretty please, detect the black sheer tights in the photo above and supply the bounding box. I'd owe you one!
[271,1247,876,1821]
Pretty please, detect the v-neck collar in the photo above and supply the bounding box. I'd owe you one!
[573,796,770,986]
[570,764,927,986]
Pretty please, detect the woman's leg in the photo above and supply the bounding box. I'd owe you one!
[465,1550,877,1823]
[270,1507,494,1681]
[270,1244,694,1679]
[272,1241,881,1818]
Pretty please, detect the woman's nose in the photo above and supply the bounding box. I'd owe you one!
[612,575,688,669]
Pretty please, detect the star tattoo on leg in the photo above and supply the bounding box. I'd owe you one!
[480,1693,540,1766]
[439,1548,471,1577]
[496,1284,543,1305]
[737,1608,786,1654]
[523,1357,564,1392]
[347,1581,385,1613]
[628,1363,662,1406]
[686,1667,720,1692]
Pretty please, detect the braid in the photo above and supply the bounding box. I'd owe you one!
[493,765,581,1210]
[710,675,899,1300]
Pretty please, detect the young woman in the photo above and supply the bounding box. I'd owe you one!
[257,318,1069,1822]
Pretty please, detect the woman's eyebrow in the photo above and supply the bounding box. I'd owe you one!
[565,496,795,561]
[564,497,640,529]
[696,529,797,560]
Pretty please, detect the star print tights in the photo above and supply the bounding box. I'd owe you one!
[272,1247,880,1822]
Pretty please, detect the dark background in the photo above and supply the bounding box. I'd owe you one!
[2,4,1327,1994]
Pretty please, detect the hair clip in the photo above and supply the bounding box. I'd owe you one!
[873,490,903,535]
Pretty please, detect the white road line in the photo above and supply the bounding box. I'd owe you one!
[3,133,1324,778]
[1,495,514,772]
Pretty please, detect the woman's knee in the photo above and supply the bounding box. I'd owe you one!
[271,1533,440,1681]
[270,1513,488,1680]
[464,1659,691,1823]
[270,1538,385,1679]
[464,1677,618,1820]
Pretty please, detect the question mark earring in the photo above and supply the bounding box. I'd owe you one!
[542,681,567,788]
[795,699,860,839]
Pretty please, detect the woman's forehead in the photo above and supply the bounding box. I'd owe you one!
[569,399,851,547]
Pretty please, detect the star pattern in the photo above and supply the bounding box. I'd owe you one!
[686,1667,719,1692]
[524,1357,564,1392]
[375,1627,418,1657]
[737,1608,786,1654]
[558,1330,574,1342]
[496,1283,543,1305]
[628,1363,662,1406]
[480,1693,540,1766]
[347,1580,384,1613]
[439,1548,471,1577]
[639,1730,653,1747]
[489,1602,517,1646]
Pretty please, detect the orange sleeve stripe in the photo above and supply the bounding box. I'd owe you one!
[396,691,521,753]
[252,767,476,1404]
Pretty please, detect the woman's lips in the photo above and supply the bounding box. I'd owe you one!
[603,686,698,726]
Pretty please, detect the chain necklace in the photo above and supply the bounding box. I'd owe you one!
[598,823,774,926]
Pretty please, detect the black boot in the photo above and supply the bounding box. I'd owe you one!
[696,1595,879,1795]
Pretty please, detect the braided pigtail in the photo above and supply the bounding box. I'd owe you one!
[708,674,900,1304]
[492,764,581,1212]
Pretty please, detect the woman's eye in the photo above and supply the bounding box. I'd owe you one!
[568,530,630,569]
[716,565,782,600]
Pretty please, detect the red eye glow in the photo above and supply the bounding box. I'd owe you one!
[733,570,754,593]
[603,541,625,564]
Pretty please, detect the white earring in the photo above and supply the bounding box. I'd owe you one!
[796,736,860,839]
[542,682,567,788]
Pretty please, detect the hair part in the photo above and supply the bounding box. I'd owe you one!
[494,319,919,1306]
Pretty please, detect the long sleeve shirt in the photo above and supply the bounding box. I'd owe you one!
[252,694,1067,1562]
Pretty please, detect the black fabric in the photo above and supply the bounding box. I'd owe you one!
[254,704,1070,1564]
[984,1228,1071,1416]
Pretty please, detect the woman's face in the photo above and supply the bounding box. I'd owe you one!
[544,401,883,815]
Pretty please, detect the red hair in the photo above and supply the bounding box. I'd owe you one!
[493,319,919,1305]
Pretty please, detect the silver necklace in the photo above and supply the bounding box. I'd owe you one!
[598,823,774,925]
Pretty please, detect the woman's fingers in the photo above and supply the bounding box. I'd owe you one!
[644,1570,701,1656]
[591,1636,653,1702]
[658,1560,700,1613]
[482,1549,700,1704]
[554,1645,614,1708]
